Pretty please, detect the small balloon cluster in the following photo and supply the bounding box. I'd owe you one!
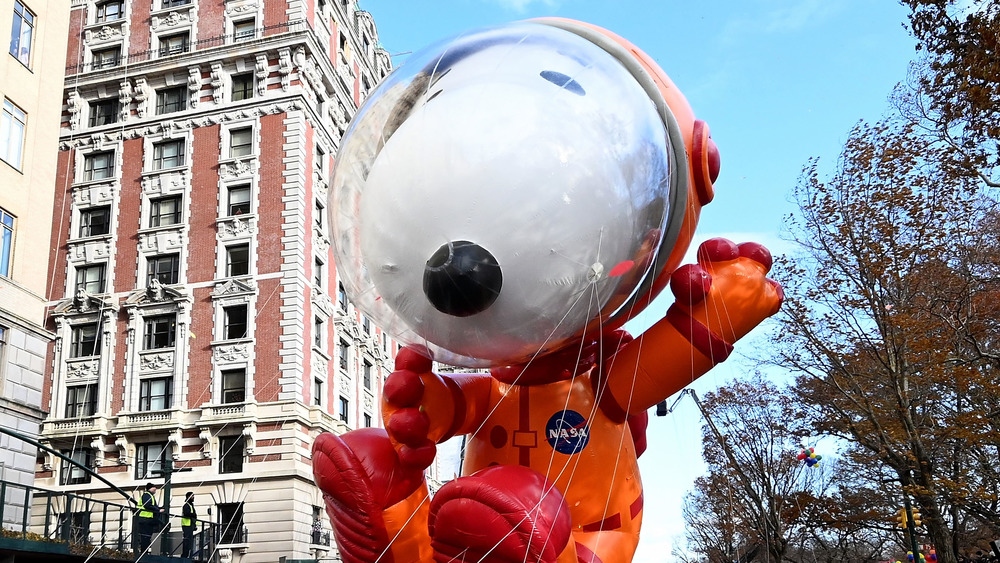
[797,447,822,467]
[927,549,937,561]
[906,551,926,562]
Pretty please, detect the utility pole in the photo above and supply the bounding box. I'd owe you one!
[902,493,922,560]
[659,389,780,560]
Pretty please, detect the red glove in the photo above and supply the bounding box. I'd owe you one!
[382,347,438,469]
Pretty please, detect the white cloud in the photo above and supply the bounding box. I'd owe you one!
[718,0,840,45]
[489,0,562,13]
[762,0,833,33]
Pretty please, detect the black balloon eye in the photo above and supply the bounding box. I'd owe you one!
[423,240,502,318]
[539,70,585,96]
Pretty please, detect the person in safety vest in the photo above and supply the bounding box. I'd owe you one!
[181,492,197,558]
[135,482,163,555]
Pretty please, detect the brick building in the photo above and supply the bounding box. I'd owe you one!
[36,1,395,560]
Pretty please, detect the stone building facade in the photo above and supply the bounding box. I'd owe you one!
[0,0,70,507]
[36,1,395,560]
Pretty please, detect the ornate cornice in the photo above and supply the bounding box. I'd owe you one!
[59,101,304,151]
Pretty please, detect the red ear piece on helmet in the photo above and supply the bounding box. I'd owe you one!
[691,119,719,206]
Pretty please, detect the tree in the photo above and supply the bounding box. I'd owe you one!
[769,116,997,563]
[682,473,754,563]
[898,0,1000,187]
[678,374,827,563]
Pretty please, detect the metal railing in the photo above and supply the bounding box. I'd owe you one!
[0,478,229,561]
[66,20,310,75]
[216,523,248,546]
[311,529,331,546]
[0,479,132,558]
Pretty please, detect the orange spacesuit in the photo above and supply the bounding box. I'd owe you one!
[314,234,781,563]
[312,17,783,563]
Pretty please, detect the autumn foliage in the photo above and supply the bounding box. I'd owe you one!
[680,2,1000,562]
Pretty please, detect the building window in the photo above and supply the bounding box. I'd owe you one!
[59,449,93,485]
[314,200,324,230]
[229,127,252,158]
[88,98,118,127]
[364,413,372,428]
[219,436,243,474]
[338,339,349,371]
[57,512,90,544]
[311,506,323,544]
[233,19,255,42]
[75,264,106,294]
[313,377,323,406]
[338,396,348,423]
[83,151,114,181]
[155,86,186,114]
[146,253,179,285]
[78,206,110,238]
[221,369,245,403]
[231,74,253,101]
[152,139,184,170]
[158,32,189,56]
[314,145,326,176]
[363,361,372,390]
[149,195,181,227]
[313,316,323,348]
[226,244,249,276]
[362,316,370,335]
[9,1,34,67]
[314,258,323,288]
[227,185,250,216]
[1,209,13,277]
[70,323,101,358]
[217,503,245,545]
[95,0,123,23]
[92,45,120,69]
[65,383,97,418]
[143,315,176,350]
[223,304,248,340]
[1,99,26,169]
[161,0,190,7]
[135,442,169,480]
[139,377,172,410]
[337,283,347,312]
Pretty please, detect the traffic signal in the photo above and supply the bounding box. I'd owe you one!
[912,510,922,527]
[896,509,908,529]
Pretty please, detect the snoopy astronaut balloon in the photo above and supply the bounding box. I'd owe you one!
[313,18,783,563]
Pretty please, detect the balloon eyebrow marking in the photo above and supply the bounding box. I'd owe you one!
[539,70,586,96]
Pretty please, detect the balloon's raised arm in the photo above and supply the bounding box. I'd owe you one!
[599,238,784,420]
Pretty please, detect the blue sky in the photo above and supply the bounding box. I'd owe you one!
[359,0,919,559]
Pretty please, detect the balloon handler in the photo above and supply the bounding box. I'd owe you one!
[312,18,784,563]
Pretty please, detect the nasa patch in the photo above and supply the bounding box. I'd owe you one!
[546,410,590,454]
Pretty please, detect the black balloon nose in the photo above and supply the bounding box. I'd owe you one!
[423,240,502,317]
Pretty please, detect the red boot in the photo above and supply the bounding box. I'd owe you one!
[428,465,573,563]
[313,429,432,563]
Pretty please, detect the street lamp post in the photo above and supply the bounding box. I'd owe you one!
[151,457,192,555]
